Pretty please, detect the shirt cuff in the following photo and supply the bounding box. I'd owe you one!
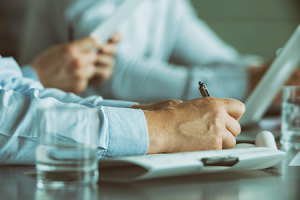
[102,107,149,158]
[21,65,39,81]
[96,99,138,108]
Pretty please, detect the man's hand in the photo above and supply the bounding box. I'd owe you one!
[32,34,120,94]
[131,100,183,110]
[89,33,121,85]
[144,97,245,154]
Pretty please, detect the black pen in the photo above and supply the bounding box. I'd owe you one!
[199,82,211,97]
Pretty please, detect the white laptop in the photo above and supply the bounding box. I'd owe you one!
[237,25,300,142]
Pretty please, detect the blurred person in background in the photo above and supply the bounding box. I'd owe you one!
[19,0,300,103]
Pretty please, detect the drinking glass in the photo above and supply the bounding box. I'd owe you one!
[35,184,98,200]
[281,86,300,148]
[36,108,99,188]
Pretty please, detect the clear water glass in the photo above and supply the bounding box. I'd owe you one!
[35,183,98,200]
[36,108,99,188]
[281,86,300,148]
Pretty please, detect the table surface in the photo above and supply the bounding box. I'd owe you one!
[1,144,299,200]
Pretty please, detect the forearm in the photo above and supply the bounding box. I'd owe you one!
[0,87,149,164]
[0,57,149,164]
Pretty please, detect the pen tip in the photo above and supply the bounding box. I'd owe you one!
[199,82,204,87]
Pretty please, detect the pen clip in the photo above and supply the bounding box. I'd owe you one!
[201,156,239,167]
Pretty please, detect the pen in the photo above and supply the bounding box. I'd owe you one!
[199,82,211,97]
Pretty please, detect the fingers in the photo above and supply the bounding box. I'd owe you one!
[99,32,121,54]
[100,43,117,55]
[75,64,96,80]
[108,32,121,43]
[222,131,237,149]
[225,115,241,137]
[69,53,99,69]
[95,54,115,66]
[70,37,99,52]
[222,98,245,120]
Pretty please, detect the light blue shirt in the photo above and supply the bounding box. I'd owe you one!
[0,56,149,165]
[19,0,255,103]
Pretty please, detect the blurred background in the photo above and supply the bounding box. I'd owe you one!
[0,0,300,62]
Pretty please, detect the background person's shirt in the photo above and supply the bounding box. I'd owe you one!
[19,0,255,103]
[0,56,149,165]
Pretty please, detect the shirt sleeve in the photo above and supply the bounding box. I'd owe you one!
[169,0,241,66]
[0,57,149,165]
[21,64,40,81]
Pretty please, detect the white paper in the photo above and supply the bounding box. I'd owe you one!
[90,0,141,43]
[289,152,300,166]
[98,147,286,182]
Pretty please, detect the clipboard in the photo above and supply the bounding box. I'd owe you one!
[98,147,286,182]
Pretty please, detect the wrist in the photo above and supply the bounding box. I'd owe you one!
[143,110,171,154]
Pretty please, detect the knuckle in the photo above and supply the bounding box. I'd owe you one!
[72,58,82,68]
[235,124,241,136]
[211,137,223,150]
[240,102,246,113]
[166,100,178,105]
[212,109,226,120]
[230,139,237,148]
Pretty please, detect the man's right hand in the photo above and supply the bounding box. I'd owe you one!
[144,97,245,154]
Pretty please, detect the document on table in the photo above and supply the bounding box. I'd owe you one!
[98,147,286,182]
[289,152,300,166]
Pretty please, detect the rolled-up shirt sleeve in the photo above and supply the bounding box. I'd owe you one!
[0,56,149,165]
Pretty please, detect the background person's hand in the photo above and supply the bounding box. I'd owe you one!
[131,100,183,110]
[32,37,100,94]
[144,97,245,154]
[89,33,121,85]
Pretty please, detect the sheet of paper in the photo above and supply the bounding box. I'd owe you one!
[289,152,300,166]
[90,0,141,43]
